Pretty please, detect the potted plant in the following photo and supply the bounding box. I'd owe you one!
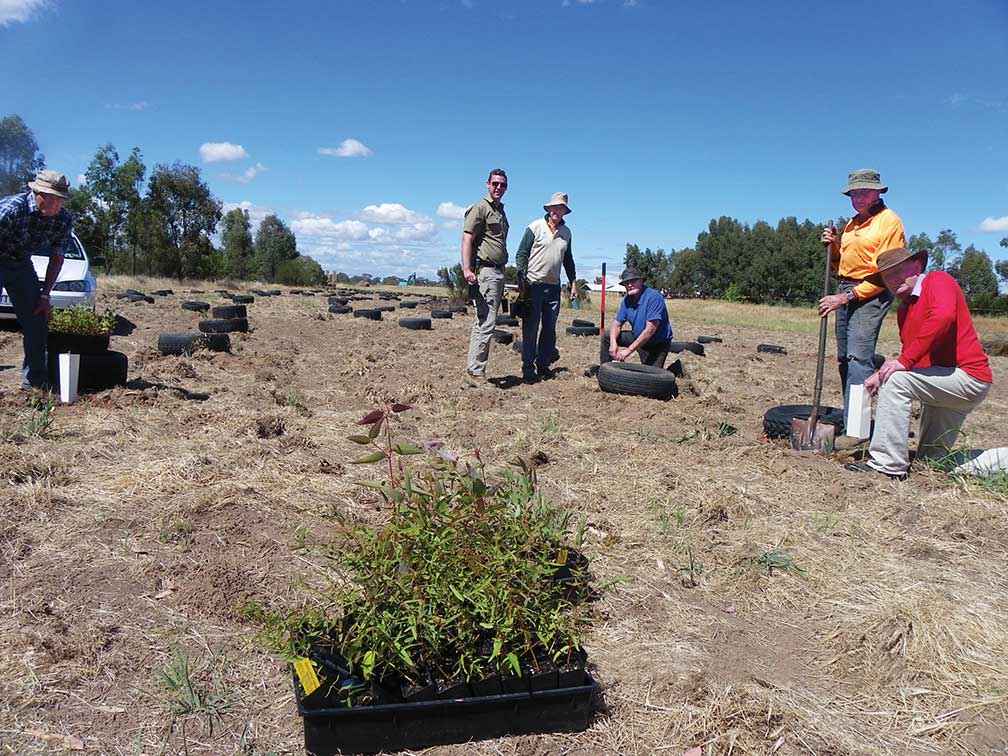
[48,307,117,355]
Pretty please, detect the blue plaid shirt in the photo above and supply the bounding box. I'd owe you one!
[0,191,73,265]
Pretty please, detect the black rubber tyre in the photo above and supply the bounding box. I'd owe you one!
[697,335,723,344]
[572,318,596,328]
[492,329,514,344]
[328,296,349,306]
[153,289,174,296]
[431,309,453,319]
[399,317,432,331]
[228,317,249,333]
[232,295,254,304]
[181,301,210,313]
[763,404,845,439]
[202,333,231,352]
[199,318,238,334]
[669,341,705,356]
[757,343,787,355]
[597,362,678,400]
[269,289,282,296]
[376,305,396,312]
[566,325,600,336]
[449,305,468,314]
[353,309,382,321]
[48,350,128,391]
[126,292,154,303]
[211,304,247,319]
[158,333,199,356]
[399,301,418,309]
[329,304,352,314]
[497,315,519,327]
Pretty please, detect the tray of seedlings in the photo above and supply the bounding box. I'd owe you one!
[255,404,598,755]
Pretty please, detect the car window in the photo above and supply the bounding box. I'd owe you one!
[62,235,85,260]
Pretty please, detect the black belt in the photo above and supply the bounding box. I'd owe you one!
[475,258,504,271]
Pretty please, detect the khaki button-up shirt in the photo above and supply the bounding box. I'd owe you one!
[463,193,509,267]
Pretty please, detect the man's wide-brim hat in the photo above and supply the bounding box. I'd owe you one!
[28,169,70,199]
[543,192,571,215]
[619,266,642,285]
[842,168,887,196]
[876,246,926,273]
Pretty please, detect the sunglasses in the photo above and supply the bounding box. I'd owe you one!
[490,181,507,188]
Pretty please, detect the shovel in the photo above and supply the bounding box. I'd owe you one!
[790,225,837,453]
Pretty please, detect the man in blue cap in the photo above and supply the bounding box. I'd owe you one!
[603,267,673,368]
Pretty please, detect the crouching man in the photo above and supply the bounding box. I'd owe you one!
[845,247,992,480]
[602,267,673,368]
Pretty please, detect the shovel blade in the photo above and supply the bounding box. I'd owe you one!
[789,417,836,453]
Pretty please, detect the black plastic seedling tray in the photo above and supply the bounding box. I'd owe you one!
[296,673,597,755]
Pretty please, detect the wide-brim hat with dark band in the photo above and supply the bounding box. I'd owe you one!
[619,266,642,285]
[28,169,70,199]
[876,246,927,273]
[543,192,571,215]
[842,169,887,196]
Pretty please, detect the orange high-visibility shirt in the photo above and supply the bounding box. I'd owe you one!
[828,205,906,300]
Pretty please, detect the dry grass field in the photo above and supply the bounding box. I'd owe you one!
[2,275,1007,755]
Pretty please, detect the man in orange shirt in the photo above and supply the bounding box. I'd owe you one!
[818,169,906,421]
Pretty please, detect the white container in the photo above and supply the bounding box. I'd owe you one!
[952,448,1008,477]
[58,353,80,404]
[846,383,872,439]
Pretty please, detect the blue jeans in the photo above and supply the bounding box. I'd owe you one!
[835,281,892,416]
[521,282,560,376]
[0,259,47,388]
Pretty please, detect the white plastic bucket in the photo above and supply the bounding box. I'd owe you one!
[58,353,80,404]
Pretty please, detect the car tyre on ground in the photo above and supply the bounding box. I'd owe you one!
[597,362,678,400]
[399,317,432,331]
[762,404,845,439]
[182,301,210,313]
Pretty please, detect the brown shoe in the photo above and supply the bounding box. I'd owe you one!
[834,434,868,451]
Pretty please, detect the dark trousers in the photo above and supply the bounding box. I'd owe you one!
[600,331,670,368]
[0,260,47,388]
[520,282,560,376]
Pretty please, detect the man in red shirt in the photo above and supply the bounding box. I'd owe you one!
[846,247,993,479]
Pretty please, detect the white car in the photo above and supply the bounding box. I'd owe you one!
[0,232,98,320]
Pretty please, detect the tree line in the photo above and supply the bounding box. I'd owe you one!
[625,216,1008,313]
[0,114,325,285]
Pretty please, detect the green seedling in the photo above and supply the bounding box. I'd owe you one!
[755,549,806,577]
[49,306,116,336]
[157,648,230,730]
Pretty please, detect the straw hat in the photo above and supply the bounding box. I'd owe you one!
[28,169,70,199]
[543,192,571,215]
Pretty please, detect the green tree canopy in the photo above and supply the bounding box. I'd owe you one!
[221,207,254,279]
[277,255,325,285]
[948,245,998,303]
[0,114,45,195]
[254,214,298,282]
[145,162,222,279]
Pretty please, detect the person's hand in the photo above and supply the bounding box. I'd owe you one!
[875,358,906,387]
[615,347,633,362]
[33,293,52,319]
[609,343,619,359]
[463,268,477,284]
[818,293,848,316]
[821,226,838,246]
[864,370,881,397]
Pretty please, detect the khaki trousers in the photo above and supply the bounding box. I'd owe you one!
[868,367,990,476]
[466,266,504,375]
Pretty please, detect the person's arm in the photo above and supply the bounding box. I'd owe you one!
[562,236,576,296]
[461,204,483,284]
[608,317,623,358]
[619,321,658,359]
[514,227,534,282]
[897,283,956,370]
[34,218,69,317]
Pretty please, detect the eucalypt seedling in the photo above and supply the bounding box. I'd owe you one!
[346,402,423,489]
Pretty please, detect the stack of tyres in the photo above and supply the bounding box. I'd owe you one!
[45,331,128,393]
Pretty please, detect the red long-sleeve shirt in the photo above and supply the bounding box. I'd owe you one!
[896,271,992,383]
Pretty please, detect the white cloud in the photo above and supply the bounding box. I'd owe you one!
[360,202,424,224]
[106,101,149,111]
[0,0,47,26]
[318,138,373,158]
[291,215,371,241]
[199,142,249,163]
[222,162,267,184]
[395,221,438,242]
[979,216,1008,232]
[368,227,390,240]
[436,201,466,220]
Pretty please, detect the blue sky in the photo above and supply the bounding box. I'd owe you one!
[2,0,1007,279]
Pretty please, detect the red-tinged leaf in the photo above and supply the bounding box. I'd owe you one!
[367,420,382,439]
[351,451,387,464]
[347,435,372,445]
[393,443,424,455]
[390,403,412,413]
[357,409,384,425]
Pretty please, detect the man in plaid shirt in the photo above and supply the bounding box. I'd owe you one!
[0,169,72,389]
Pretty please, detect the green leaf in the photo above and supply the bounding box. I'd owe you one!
[362,649,376,680]
[347,435,372,445]
[393,443,424,455]
[367,420,382,440]
[351,451,387,464]
[506,652,521,675]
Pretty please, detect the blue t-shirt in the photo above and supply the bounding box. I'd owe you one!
[616,286,672,344]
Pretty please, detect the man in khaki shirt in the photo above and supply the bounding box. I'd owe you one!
[461,168,509,378]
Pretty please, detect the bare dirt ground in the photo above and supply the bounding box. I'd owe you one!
[1,277,1007,755]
